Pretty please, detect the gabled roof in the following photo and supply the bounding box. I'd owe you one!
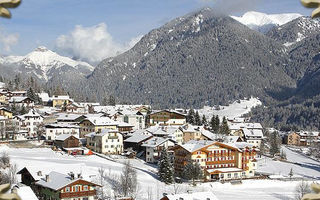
[124,134,152,143]
[150,109,186,116]
[9,96,32,103]
[179,140,215,153]
[85,129,119,137]
[242,128,263,138]
[0,107,12,113]
[82,117,118,126]
[55,134,79,141]
[56,113,83,121]
[141,137,173,148]
[35,171,98,191]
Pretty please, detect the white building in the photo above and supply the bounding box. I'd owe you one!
[85,129,123,154]
[142,137,176,163]
[45,123,80,140]
[15,110,43,137]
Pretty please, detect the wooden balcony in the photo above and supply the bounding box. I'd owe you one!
[60,190,96,198]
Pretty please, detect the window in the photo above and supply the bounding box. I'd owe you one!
[83,186,88,191]
[227,173,231,178]
[65,187,70,192]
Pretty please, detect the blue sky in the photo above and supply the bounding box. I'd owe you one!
[0,0,311,60]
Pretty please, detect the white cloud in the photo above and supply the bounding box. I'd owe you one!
[55,23,142,64]
[0,28,19,52]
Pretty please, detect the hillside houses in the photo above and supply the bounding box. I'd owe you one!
[148,110,186,126]
[45,123,80,140]
[142,137,176,163]
[283,131,320,146]
[15,109,43,137]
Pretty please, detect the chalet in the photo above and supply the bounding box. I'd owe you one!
[45,123,80,140]
[242,128,263,148]
[15,109,43,137]
[141,137,176,163]
[35,171,100,200]
[228,122,263,134]
[0,93,8,104]
[124,132,153,152]
[117,110,145,130]
[9,96,34,108]
[56,113,85,123]
[51,95,72,108]
[145,125,184,145]
[37,92,50,105]
[0,107,13,119]
[299,131,319,146]
[172,140,257,181]
[116,121,134,134]
[161,192,219,200]
[80,117,118,138]
[180,124,217,143]
[54,134,80,149]
[284,132,301,146]
[65,102,86,114]
[11,90,27,97]
[148,110,186,126]
[85,129,123,154]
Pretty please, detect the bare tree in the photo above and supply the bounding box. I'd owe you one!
[121,161,138,198]
[0,171,10,184]
[8,164,17,185]
[295,180,311,200]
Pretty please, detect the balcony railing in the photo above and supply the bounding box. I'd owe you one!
[60,190,96,198]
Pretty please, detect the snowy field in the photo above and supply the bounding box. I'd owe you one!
[197,97,262,120]
[0,145,318,200]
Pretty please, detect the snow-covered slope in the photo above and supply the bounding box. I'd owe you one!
[232,11,302,33]
[197,97,262,120]
[0,46,94,81]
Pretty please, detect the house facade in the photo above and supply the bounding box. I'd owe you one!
[80,117,118,138]
[284,132,301,146]
[45,123,80,140]
[15,110,43,137]
[173,140,257,181]
[148,110,186,126]
[34,171,99,200]
[141,137,176,163]
[54,134,80,149]
[85,129,123,154]
[0,107,13,119]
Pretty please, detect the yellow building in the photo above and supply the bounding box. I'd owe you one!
[79,117,118,138]
[0,107,13,119]
[173,140,257,181]
[52,95,71,108]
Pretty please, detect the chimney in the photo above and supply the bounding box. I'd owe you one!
[45,175,50,182]
[69,172,75,180]
[78,173,82,178]
[37,171,42,176]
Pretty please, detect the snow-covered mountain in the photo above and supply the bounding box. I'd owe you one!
[0,46,94,82]
[232,11,302,33]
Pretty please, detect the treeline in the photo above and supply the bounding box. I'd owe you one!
[247,95,320,131]
[186,109,230,135]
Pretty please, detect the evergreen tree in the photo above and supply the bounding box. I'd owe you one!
[195,111,201,126]
[201,115,207,127]
[158,148,174,184]
[215,115,220,131]
[210,116,215,131]
[187,109,195,124]
[219,116,230,135]
[269,132,280,156]
[20,105,27,115]
[289,168,293,179]
[182,160,203,186]
[108,95,116,106]
[27,87,36,100]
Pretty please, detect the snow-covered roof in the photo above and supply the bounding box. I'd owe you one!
[180,124,201,133]
[141,137,170,148]
[299,131,319,137]
[45,123,79,129]
[228,142,254,150]
[225,136,240,143]
[84,116,118,126]
[201,129,217,140]
[124,134,152,143]
[164,192,219,200]
[116,121,134,127]
[242,128,263,138]
[52,95,70,100]
[17,110,42,120]
[9,96,30,103]
[180,140,215,153]
[36,171,82,190]
[37,92,50,102]
[55,134,79,141]
[228,122,263,130]
[56,113,83,121]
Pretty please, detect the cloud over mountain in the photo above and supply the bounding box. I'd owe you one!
[0,27,19,52]
[55,23,142,64]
